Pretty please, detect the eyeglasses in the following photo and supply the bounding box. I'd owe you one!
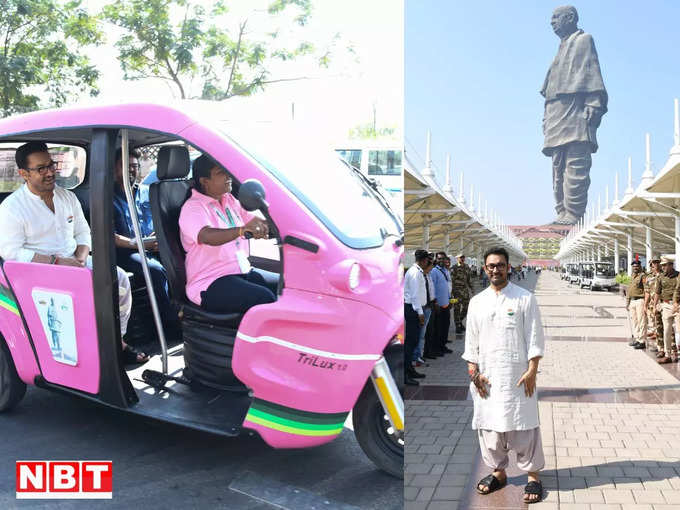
[485,263,507,271]
[25,161,58,175]
[128,163,140,171]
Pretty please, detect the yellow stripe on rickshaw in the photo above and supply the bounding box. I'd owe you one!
[374,376,404,431]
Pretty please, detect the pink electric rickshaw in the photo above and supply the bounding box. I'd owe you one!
[0,104,404,477]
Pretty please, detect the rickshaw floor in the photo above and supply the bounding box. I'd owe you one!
[125,346,252,437]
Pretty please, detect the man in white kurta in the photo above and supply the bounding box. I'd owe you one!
[462,248,546,503]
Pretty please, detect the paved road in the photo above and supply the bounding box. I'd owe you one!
[406,269,680,510]
[0,383,402,509]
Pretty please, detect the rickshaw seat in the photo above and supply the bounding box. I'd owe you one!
[149,145,245,329]
[178,301,242,328]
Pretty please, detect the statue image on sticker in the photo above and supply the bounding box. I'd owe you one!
[32,290,78,366]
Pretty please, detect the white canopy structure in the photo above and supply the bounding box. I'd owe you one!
[556,99,680,275]
[404,131,526,266]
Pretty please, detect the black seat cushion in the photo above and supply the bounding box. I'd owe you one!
[149,146,243,328]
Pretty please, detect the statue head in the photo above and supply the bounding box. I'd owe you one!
[551,5,579,39]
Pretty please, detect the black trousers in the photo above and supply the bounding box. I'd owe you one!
[424,306,439,356]
[404,303,420,372]
[435,305,451,350]
[201,268,278,314]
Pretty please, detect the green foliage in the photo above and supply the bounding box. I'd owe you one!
[616,273,631,285]
[0,0,102,117]
[349,123,398,140]
[103,0,333,100]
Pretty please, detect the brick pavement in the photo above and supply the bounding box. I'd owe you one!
[405,269,680,510]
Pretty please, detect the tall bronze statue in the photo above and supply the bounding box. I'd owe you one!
[541,5,607,225]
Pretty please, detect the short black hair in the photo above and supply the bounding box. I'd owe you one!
[192,154,219,193]
[15,141,49,169]
[483,247,509,265]
[115,147,141,164]
[435,251,446,258]
[414,249,429,261]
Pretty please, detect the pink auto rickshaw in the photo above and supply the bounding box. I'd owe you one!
[0,104,404,477]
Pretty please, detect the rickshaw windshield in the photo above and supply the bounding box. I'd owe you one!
[218,126,403,249]
[595,263,614,277]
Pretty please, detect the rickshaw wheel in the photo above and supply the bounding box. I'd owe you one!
[0,338,27,412]
[352,344,404,479]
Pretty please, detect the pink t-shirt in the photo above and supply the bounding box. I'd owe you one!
[179,189,254,305]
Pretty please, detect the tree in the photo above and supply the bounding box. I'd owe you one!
[102,0,345,100]
[0,0,102,117]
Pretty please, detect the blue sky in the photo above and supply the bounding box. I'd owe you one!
[405,0,680,224]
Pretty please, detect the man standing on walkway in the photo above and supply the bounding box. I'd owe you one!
[431,252,453,355]
[451,253,473,332]
[644,257,663,352]
[656,256,678,363]
[627,260,647,350]
[404,249,429,385]
[462,247,546,504]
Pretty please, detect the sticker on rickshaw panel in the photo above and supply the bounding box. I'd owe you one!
[31,290,78,366]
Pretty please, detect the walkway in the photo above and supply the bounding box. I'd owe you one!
[405,269,680,510]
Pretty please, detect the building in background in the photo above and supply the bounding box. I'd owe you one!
[509,225,571,267]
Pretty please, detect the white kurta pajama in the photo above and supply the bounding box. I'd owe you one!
[462,282,546,472]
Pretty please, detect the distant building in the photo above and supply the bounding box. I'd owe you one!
[509,225,571,267]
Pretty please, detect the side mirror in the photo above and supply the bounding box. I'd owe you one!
[238,179,268,211]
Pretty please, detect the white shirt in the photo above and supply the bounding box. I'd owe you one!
[404,263,427,315]
[0,184,91,262]
[462,281,545,432]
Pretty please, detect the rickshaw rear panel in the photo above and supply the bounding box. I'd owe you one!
[0,267,40,385]
[3,261,101,393]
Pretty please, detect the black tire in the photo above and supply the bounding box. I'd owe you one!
[0,338,27,412]
[352,344,404,479]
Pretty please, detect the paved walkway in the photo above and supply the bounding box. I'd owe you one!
[405,270,680,510]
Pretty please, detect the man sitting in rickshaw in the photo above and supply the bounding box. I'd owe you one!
[0,141,147,363]
[178,155,277,313]
[112,148,180,340]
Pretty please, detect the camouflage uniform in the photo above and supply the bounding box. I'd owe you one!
[644,269,663,350]
[451,262,472,329]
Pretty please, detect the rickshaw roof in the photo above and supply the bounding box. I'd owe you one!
[0,103,202,145]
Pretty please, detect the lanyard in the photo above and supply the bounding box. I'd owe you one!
[214,206,236,227]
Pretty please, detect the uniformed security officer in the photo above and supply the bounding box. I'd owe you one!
[655,255,678,363]
[627,260,646,349]
[644,257,663,352]
[451,253,473,332]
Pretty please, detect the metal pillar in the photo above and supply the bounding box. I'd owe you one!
[645,224,652,267]
[614,238,619,273]
[597,246,601,262]
[627,232,633,276]
[423,217,430,251]
[444,232,451,254]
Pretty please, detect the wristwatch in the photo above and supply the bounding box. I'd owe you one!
[49,255,57,265]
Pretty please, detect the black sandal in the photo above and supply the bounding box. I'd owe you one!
[524,480,543,504]
[122,345,149,365]
[476,474,507,495]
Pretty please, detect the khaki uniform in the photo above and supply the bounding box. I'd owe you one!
[644,270,663,350]
[656,270,679,355]
[451,263,472,327]
[627,272,646,343]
